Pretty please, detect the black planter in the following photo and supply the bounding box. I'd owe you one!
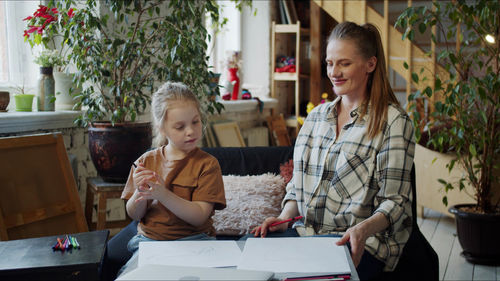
[449,204,500,265]
[89,122,152,183]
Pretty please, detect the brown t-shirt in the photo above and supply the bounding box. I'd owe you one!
[121,147,226,240]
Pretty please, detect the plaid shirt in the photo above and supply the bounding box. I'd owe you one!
[283,97,415,271]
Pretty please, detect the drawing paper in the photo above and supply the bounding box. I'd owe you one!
[138,240,242,268]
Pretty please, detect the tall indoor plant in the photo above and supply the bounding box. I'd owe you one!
[396,0,499,264]
[55,0,249,182]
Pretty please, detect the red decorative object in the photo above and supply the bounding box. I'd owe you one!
[228,67,240,100]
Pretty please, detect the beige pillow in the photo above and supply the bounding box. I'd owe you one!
[213,173,286,236]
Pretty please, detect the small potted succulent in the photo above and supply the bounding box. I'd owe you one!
[11,84,35,112]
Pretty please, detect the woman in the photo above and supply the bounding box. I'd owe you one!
[251,21,415,280]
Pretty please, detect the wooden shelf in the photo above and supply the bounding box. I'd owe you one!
[275,23,310,35]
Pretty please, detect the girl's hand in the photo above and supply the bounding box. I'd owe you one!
[250,217,289,237]
[134,168,167,203]
[133,162,155,192]
[336,225,368,267]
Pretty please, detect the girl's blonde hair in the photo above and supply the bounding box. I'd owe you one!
[328,21,399,138]
[151,81,203,147]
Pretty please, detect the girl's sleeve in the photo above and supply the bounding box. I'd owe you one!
[192,158,226,210]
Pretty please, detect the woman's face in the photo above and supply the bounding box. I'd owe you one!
[326,39,376,101]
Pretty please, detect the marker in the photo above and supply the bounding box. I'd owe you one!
[270,215,304,227]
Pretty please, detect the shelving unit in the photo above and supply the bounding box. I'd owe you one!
[270,21,310,136]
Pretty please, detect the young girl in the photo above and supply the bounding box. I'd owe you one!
[118,81,226,275]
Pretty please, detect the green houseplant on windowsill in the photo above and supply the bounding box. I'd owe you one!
[396,0,499,265]
[54,0,251,182]
[11,84,35,112]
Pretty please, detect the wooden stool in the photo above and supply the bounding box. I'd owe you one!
[85,177,131,231]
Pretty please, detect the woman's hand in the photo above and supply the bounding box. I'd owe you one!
[336,224,368,267]
[250,217,289,237]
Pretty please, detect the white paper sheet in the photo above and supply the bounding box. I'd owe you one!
[138,240,242,268]
[237,237,351,278]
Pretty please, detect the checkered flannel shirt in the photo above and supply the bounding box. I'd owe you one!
[283,97,415,271]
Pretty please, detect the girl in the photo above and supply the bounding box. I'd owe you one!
[252,22,415,280]
[118,81,226,276]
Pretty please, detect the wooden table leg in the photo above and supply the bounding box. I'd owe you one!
[96,192,107,230]
[85,184,95,230]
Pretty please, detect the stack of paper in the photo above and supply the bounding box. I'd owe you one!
[237,237,351,280]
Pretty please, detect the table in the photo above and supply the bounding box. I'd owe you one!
[85,177,131,231]
[0,230,109,280]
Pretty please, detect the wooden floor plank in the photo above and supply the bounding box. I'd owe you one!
[444,236,474,280]
[419,208,441,242]
[473,265,497,281]
[428,215,455,280]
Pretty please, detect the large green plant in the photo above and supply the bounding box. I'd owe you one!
[395,0,499,213]
[55,0,249,126]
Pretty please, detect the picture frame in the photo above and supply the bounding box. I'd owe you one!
[212,121,246,147]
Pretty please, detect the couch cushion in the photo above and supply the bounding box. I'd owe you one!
[213,173,286,236]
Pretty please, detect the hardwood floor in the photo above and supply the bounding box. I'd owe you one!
[417,208,500,280]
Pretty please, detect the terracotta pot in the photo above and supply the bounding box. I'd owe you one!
[0,91,9,112]
[449,204,500,265]
[88,122,152,183]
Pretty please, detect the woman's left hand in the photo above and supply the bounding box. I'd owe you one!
[336,224,368,267]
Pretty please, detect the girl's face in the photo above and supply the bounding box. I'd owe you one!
[162,100,202,155]
[326,39,376,101]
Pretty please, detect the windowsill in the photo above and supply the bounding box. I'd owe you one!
[0,97,278,134]
[219,97,278,113]
[0,111,82,134]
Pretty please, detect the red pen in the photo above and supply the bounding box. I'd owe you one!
[270,215,304,227]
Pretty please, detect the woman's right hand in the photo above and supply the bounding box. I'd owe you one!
[250,217,289,237]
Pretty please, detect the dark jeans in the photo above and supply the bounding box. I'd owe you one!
[240,229,384,281]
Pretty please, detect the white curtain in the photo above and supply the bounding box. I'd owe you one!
[0,1,40,99]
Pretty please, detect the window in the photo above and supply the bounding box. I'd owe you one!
[0,1,39,97]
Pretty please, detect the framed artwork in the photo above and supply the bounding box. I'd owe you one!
[212,121,246,147]
[0,133,88,240]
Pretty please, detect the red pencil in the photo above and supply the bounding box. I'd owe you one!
[270,215,304,227]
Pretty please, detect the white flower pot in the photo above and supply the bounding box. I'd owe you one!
[54,72,81,111]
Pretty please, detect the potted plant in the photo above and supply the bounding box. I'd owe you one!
[53,0,249,182]
[396,0,499,265]
[23,3,81,111]
[11,84,35,112]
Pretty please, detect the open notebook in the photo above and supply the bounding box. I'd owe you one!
[237,237,352,279]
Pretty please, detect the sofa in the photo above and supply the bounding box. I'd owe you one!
[102,146,438,281]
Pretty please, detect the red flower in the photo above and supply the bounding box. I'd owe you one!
[26,26,38,34]
[23,16,33,21]
[67,8,74,18]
